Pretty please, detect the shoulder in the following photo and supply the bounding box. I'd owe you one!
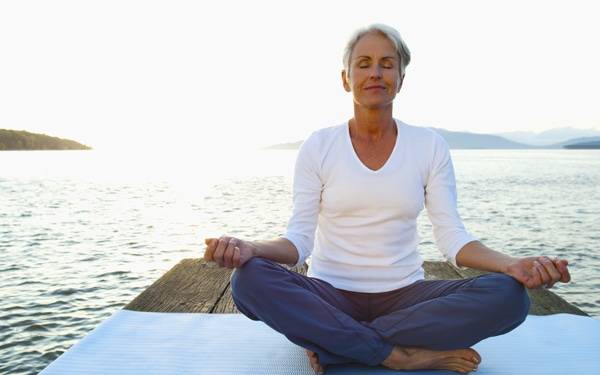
[299,122,346,155]
[295,122,346,168]
[304,123,346,145]
[397,119,448,152]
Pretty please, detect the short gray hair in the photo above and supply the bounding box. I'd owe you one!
[343,24,411,77]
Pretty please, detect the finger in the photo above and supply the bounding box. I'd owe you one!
[538,256,562,287]
[533,260,551,286]
[213,237,229,267]
[530,264,544,289]
[233,246,241,268]
[555,259,571,283]
[204,238,217,261]
[223,239,236,268]
[527,263,543,289]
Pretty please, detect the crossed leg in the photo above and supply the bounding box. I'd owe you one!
[363,275,530,373]
[231,257,388,366]
[231,257,530,373]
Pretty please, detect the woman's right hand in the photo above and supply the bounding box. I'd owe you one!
[204,236,256,269]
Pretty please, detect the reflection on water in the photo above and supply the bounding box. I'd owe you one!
[1,149,599,374]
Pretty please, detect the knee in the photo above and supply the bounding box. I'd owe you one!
[230,257,274,298]
[483,273,530,322]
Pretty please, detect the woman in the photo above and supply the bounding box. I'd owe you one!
[204,24,571,374]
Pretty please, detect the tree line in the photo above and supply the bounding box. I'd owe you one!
[0,129,91,150]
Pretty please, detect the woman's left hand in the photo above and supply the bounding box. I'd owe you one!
[505,256,571,289]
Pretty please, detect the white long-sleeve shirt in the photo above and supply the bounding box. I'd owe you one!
[283,119,477,293]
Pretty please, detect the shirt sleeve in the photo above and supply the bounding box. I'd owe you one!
[424,132,478,267]
[283,133,322,268]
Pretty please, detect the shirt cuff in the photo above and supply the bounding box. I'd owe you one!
[282,234,307,269]
[445,234,479,268]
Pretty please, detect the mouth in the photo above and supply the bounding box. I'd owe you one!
[364,85,386,90]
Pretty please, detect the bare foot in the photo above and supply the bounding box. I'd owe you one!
[381,346,481,374]
[305,349,325,374]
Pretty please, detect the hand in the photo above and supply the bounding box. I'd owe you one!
[204,236,255,268]
[505,256,571,289]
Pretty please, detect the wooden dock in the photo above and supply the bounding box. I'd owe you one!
[125,258,587,316]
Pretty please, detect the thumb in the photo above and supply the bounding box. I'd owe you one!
[203,238,217,262]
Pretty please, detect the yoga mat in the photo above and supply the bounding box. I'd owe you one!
[40,310,600,374]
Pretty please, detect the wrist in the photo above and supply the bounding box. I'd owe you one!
[501,256,518,274]
[246,240,260,258]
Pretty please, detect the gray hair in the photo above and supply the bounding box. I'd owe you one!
[343,24,411,77]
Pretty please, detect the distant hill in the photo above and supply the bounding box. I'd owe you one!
[496,127,600,146]
[264,128,600,150]
[547,136,600,149]
[264,128,534,150]
[562,139,600,149]
[0,129,91,150]
[431,128,532,149]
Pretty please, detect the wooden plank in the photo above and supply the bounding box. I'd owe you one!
[126,259,232,313]
[125,258,588,317]
[422,261,463,280]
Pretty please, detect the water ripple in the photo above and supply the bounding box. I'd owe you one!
[1,149,599,374]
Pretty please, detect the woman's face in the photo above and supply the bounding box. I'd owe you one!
[342,32,404,109]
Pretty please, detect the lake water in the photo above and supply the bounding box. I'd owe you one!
[1,149,599,374]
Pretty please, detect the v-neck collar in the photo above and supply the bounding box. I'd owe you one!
[345,118,400,173]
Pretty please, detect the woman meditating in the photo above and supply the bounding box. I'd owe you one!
[203,23,571,374]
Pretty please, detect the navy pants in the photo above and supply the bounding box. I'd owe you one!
[231,257,530,367]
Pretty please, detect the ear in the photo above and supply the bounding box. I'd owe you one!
[341,70,351,92]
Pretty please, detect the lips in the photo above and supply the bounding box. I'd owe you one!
[364,85,386,90]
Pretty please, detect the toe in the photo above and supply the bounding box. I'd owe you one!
[440,357,476,373]
[463,348,481,364]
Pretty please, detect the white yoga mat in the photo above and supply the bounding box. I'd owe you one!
[40,310,600,375]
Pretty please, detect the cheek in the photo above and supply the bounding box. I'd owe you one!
[388,75,402,90]
[349,72,368,88]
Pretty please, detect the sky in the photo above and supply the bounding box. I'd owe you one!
[1,0,599,152]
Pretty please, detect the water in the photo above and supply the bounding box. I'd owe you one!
[1,149,599,374]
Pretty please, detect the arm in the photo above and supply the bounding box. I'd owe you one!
[249,238,299,266]
[424,132,478,267]
[456,240,571,289]
[455,240,514,273]
[280,132,322,268]
[204,133,321,269]
[424,133,571,289]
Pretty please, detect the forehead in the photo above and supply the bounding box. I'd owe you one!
[352,32,398,59]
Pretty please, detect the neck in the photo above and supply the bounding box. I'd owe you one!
[350,105,395,142]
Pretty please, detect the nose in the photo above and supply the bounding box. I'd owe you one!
[369,65,383,79]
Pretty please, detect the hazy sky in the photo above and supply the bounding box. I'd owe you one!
[1,0,599,151]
